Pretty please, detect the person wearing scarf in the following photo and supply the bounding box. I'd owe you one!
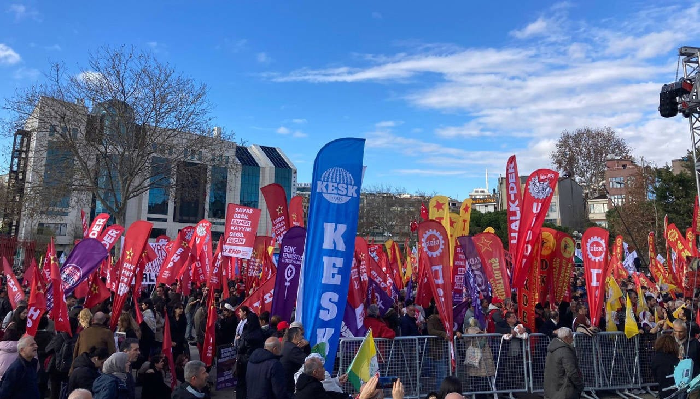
[92,352,133,399]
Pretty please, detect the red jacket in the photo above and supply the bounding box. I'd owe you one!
[364,316,396,339]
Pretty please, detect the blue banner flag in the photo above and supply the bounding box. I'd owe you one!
[296,138,365,372]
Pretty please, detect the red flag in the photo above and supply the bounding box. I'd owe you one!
[649,232,657,263]
[505,155,522,251]
[613,235,624,261]
[157,227,194,286]
[48,250,71,335]
[80,209,89,238]
[667,223,693,260]
[517,236,541,331]
[201,290,217,366]
[87,213,110,239]
[687,228,698,257]
[23,258,37,288]
[472,232,511,303]
[41,238,56,283]
[354,238,370,296]
[582,226,609,327]
[289,196,305,228]
[260,183,291,244]
[415,253,432,308]
[85,271,110,309]
[110,221,153,331]
[538,228,558,305]
[420,203,429,222]
[99,225,125,251]
[694,196,700,235]
[162,313,178,389]
[73,280,89,299]
[417,220,454,366]
[240,275,276,315]
[512,169,558,290]
[189,220,212,284]
[26,263,47,336]
[3,258,25,308]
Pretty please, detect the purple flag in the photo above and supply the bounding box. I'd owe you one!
[271,227,306,322]
[47,238,108,311]
[405,278,413,302]
[464,261,486,329]
[341,302,367,337]
[368,278,394,316]
[453,300,471,332]
[458,236,489,295]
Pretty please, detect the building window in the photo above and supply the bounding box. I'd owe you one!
[95,155,121,217]
[609,176,625,188]
[44,141,73,208]
[274,168,292,203]
[174,161,207,223]
[589,203,608,214]
[49,125,56,137]
[548,202,557,213]
[37,223,68,236]
[240,164,260,208]
[149,228,168,239]
[148,157,171,215]
[208,166,227,219]
[610,195,625,206]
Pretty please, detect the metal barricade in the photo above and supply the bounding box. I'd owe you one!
[417,336,451,396]
[574,333,600,390]
[527,333,551,393]
[454,333,528,395]
[595,332,641,390]
[638,333,658,389]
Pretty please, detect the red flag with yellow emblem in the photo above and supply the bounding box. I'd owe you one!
[85,270,110,309]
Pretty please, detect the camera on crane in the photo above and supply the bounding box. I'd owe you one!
[659,79,693,118]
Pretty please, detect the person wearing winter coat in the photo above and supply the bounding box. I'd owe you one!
[651,334,680,399]
[171,360,210,399]
[235,307,264,399]
[245,337,290,399]
[67,347,109,393]
[139,354,171,399]
[46,317,78,399]
[399,305,421,337]
[544,328,584,399]
[92,352,133,399]
[73,312,117,360]
[293,353,348,394]
[0,329,20,380]
[0,336,40,399]
[294,357,350,399]
[280,327,306,394]
[363,304,396,339]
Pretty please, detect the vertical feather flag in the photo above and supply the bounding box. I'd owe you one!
[458,199,473,237]
[505,155,522,251]
[346,330,379,391]
[289,195,305,227]
[3,258,25,308]
[582,227,609,327]
[163,312,177,389]
[26,263,46,336]
[606,276,623,332]
[80,209,89,238]
[624,294,640,338]
[48,247,71,335]
[261,183,291,245]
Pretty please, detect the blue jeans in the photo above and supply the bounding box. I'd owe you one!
[185,312,193,339]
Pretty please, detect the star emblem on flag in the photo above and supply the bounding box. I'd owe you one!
[462,203,471,214]
[476,236,493,253]
[434,200,445,212]
[182,241,188,248]
[277,206,284,215]
[125,248,134,261]
[291,214,297,221]
[360,253,366,260]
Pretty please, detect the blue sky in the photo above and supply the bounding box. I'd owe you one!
[1,1,699,200]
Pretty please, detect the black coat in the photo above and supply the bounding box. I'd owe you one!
[539,319,559,338]
[651,351,680,399]
[0,357,40,399]
[544,338,584,399]
[294,373,349,399]
[140,370,171,399]
[68,352,100,392]
[245,348,290,399]
[171,382,211,399]
[399,314,420,337]
[280,341,306,394]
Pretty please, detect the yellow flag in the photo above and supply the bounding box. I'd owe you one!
[430,195,452,267]
[484,227,495,234]
[606,301,618,332]
[655,307,660,324]
[625,295,640,338]
[458,199,473,236]
[673,304,687,319]
[403,246,413,284]
[606,277,623,331]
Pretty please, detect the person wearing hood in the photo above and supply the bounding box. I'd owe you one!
[245,337,290,399]
[0,328,20,380]
[92,352,132,399]
[543,328,584,399]
[67,346,109,393]
[295,357,352,399]
[0,336,40,399]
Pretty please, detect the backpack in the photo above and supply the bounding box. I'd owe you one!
[55,334,77,374]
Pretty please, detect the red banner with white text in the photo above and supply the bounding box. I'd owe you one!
[222,204,261,259]
[505,155,522,251]
[261,183,290,244]
[582,226,609,327]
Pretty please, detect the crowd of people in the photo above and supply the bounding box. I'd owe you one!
[0,264,694,399]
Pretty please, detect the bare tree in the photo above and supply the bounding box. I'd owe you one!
[3,45,235,227]
[356,185,427,242]
[550,127,631,197]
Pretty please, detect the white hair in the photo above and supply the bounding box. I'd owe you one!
[68,389,93,399]
[17,336,34,352]
[557,327,573,339]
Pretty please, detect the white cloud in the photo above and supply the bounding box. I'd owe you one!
[13,67,39,80]
[0,44,21,65]
[273,3,700,175]
[6,4,39,21]
[292,118,307,124]
[257,52,272,64]
[76,71,108,87]
[276,126,307,138]
[45,44,61,51]
[375,120,403,128]
[510,17,549,39]
[372,12,382,19]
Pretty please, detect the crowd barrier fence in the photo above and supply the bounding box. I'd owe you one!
[334,331,662,399]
